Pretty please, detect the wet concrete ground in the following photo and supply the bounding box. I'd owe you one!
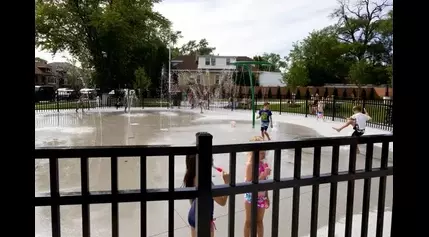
[35,109,393,237]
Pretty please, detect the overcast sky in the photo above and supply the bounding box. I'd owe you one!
[35,0,339,63]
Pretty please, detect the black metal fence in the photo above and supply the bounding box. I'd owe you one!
[35,133,393,237]
[35,94,393,131]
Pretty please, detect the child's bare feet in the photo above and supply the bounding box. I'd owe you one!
[332,127,341,132]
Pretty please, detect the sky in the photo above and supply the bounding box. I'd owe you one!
[35,0,339,63]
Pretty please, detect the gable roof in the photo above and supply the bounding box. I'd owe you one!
[171,55,198,70]
[35,62,53,75]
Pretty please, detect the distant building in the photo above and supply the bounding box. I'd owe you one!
[48,62,79,88]
[35,60,55,87]
[171,55,254,89]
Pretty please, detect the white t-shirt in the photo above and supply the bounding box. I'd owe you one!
[317,101,325,112]
[351,112,371,131]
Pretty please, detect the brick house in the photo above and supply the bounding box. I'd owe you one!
[35,60,55,87]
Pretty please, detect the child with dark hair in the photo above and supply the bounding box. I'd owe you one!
[183,154,230,237]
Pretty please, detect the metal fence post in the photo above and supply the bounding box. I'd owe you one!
[279,96,282,115]
[332,96,336,121]
[56,93,59,113]
[362,97,366,110]
[305,98,308,118]
[196,132,213,237]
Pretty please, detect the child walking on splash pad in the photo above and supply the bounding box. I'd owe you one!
[257,102,273,141]
[332,105,372,153]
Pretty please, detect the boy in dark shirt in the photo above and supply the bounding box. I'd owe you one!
[257,102,273,140]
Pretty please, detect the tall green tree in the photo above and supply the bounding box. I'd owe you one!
[179,38,216,55]
[253,53,287,72]
[331,0,392,62]
[133,67,151,101]
[36,0,176,92]
[282,0,392,87]
[283,60,309,92]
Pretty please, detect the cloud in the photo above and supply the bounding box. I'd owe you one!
[36,0,338,62]
[154,0,339,56]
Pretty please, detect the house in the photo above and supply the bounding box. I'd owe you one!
[35,60,55,87]
[171,55,254,89]
[48,62,77,88]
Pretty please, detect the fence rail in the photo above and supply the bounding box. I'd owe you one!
[35,95,393,131]
[35,133,393,237]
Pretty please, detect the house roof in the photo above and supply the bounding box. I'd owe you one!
[171,55,254,70]
[35,67,44,75]
[171,55,198,70]
[35,62,53,75]
[236,56,253,61]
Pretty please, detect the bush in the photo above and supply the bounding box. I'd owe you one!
[267,89,272,99]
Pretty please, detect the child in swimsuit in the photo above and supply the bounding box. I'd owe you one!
[183,154,230,237]
[243,136,271,237]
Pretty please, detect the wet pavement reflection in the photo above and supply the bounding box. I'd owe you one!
[35,109,393,237]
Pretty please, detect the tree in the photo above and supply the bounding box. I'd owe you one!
[331,0,392,62]
[283,60,309,93]
[35,57,47,64]
[65,59,85,90]
[280,0,392,87]
[134,67,151,95]
[253,53,287,72]
[36,0,174,91]
[179,38,216,55]
[348,59,372,98]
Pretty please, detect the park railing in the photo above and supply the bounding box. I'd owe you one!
[182,96,393,131]
[35,133,393,237]
[35,94,393,131]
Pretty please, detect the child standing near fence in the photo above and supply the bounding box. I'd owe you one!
[243,136,271,237]
[183,154,230,237]
[316,97,325,121]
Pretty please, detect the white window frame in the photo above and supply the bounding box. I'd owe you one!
[210,57,215,66]
[205,57,210,65]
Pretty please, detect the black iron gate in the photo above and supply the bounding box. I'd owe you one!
[35,133,393,237]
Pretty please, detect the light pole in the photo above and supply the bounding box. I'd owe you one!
[168,46,172,108]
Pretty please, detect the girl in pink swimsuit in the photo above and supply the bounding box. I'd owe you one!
[243,136,271,237]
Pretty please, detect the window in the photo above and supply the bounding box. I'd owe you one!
[196,75,201,84]
[215,75,220,84]
[211,57,215,66]
[226,58,231,65]
[205,57,210,65]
